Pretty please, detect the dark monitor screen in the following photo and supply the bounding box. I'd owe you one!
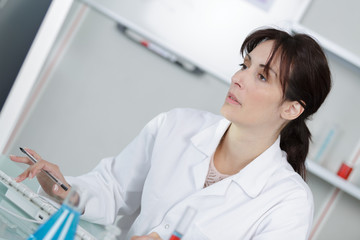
[0,0,52,111]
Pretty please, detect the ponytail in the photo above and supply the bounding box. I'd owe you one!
[280,118,310,179]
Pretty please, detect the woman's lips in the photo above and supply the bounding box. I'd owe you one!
[226,92,241,105]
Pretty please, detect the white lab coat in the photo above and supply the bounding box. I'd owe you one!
[66,108,314,240]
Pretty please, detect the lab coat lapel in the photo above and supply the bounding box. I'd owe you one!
[232,137,285,198]
[190,118,231,191]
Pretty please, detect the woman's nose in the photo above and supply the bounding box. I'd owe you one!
[231,72,244,88]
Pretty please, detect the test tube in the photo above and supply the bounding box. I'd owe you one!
[169,207,197,240]
[312,124,339,163]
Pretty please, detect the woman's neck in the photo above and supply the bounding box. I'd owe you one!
[214,123,279,175]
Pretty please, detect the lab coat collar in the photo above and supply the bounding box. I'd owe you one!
[190,118,231,157]
[190,118,230,191]
[232,137,284,198]
[191,117,285,198]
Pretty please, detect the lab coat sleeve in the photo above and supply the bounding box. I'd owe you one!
[64,112,167,225]
[252,190,314,240]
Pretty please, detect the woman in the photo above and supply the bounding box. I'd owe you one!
[11,27,331,239]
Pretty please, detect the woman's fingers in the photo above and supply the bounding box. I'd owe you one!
[51,182,70,200]
[130,236,153,240]
[10,149,70,200]
[9,155,33,165]
[14,160,47,182]
[10,148,43,166]
[131,232,162,240]
[25,148,42,161]
[148,232,161,238]
[14,167,32,182]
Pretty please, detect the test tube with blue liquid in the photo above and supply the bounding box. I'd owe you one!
[313,124,340,163]
[28,187,82,240]
[169,207,197,240]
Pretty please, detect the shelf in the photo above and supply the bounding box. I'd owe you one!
[306,160,360,200]
[291,23,360,70]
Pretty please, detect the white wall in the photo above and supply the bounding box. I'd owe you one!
[302,0,360,57]
[7,3,228,177]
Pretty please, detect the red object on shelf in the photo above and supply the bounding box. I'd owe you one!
[337,162,353,180]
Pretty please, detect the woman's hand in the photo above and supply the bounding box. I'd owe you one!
[131,232,162,240]
[10,148,70,201]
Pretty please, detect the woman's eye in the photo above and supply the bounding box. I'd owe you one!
[239,63,247,70]
[258,74,267,82]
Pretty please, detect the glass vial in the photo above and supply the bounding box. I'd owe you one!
[169,207,197,240]
[28,187,82,240]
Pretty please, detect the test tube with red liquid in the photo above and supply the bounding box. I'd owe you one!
[169,207,197,240]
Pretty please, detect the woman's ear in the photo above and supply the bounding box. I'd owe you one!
[281,101,304,120]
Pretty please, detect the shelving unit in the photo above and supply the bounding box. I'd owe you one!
[292,23,360,201]
[306,160,360,200]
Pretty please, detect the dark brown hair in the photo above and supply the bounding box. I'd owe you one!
[240,28,332,179]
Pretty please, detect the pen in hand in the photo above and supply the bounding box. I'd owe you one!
[19,147,68,191]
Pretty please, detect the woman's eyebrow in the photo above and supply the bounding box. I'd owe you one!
[260,64,278,77]
[246,53,278,77]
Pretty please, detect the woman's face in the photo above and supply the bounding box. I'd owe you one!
[221,40,286,131]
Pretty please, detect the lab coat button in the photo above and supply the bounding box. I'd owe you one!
[164,224,170,229]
